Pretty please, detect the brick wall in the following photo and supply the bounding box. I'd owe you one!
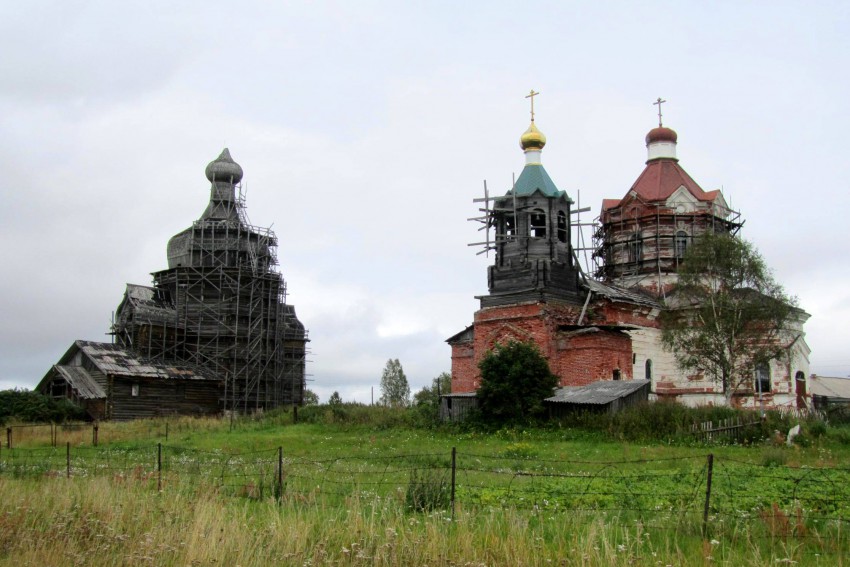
[451,300,644,393]
[552,330,633,386]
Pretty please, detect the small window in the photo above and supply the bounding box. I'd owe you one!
[755,363,771,393]
[628,233,642,263]
[613,369,621,381]
[505,214,516,240]
[675,231,689,259]
[645,359,653,381]
[131,383,140,397]
[557,211,568,243]
[530,209,547,238]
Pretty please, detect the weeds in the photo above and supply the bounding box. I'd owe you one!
[761,447,789,467]
[405,469,451,512]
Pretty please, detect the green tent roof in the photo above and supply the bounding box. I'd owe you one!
[511,163,567,198]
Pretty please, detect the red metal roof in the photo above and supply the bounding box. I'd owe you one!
[602,198,621,211]
[608,159,716,207]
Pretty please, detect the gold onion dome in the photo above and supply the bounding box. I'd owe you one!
[520,121,547,151]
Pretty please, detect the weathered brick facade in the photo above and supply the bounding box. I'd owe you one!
[450,110,810,410]
[449,297,659,394]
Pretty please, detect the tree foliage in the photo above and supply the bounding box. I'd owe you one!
[413,372,451,408]
[477,341,558,424]
[379,359,410,408]
[328,391,342,406]
[302,389,319,405]
[0,389,87,424]
[660,233,797,402]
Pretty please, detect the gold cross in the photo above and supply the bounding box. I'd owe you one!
[653,97,666,127]
[526,89,540,122]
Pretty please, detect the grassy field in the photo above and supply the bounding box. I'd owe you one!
[1,411,849,566]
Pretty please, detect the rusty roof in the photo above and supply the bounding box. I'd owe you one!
[605,159,717,209]
[73,340,215,381]
[585,279,661,309]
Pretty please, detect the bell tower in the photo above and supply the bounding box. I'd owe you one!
[480,91,581,307]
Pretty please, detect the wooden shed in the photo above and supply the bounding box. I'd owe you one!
[545,379,651,417]
[37,340,221,421]
[439,393,479,423]
[809,375,850,411]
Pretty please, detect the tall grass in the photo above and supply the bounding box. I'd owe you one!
[1,476,839,566]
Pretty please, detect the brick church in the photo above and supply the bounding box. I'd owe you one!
[447,96,810,409]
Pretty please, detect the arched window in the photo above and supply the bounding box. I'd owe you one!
[675,231,689,259]
[645,359,653,381]
[557,211,568,243]
[628,233,642,264]
[755,363,771,393]
[613,369,621,381]
[530,209,547,238]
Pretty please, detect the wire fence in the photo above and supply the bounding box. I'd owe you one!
[1,442,848,542]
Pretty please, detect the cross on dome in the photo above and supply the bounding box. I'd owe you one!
[520,89,546,153]
[653,97,666,127]
[526,89,540,122]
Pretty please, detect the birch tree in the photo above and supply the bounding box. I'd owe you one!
[379,358,410,408]
[660,233,797,402]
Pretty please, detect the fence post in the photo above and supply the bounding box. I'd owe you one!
[702,453,714,538]
[92,422,99,447]
[157,442,162,492]
[6,427,11,449]
[293,405,298,424]
[277,446,283,504]
[51,423,56,447]
[165,421,169,442]
[451,447,457,521]
[66,442,71,478]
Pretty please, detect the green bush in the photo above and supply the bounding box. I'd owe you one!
[477,341,558,426]
[0,389,87,425]
[808,420,828,439]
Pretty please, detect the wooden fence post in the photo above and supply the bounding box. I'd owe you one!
[92,422,99,447]
[293,405,298,424]
[6,427,11,449]
[702,453,714,538]
[157,442,162,492]
[66,442,71,478]
[165,421,169,442]
[276,446,283,504]
[451,447,457,520]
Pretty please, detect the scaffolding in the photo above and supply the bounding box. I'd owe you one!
[112,151,308,413]
[591,196,743,295]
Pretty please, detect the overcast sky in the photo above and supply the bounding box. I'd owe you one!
[1,1,849,402]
